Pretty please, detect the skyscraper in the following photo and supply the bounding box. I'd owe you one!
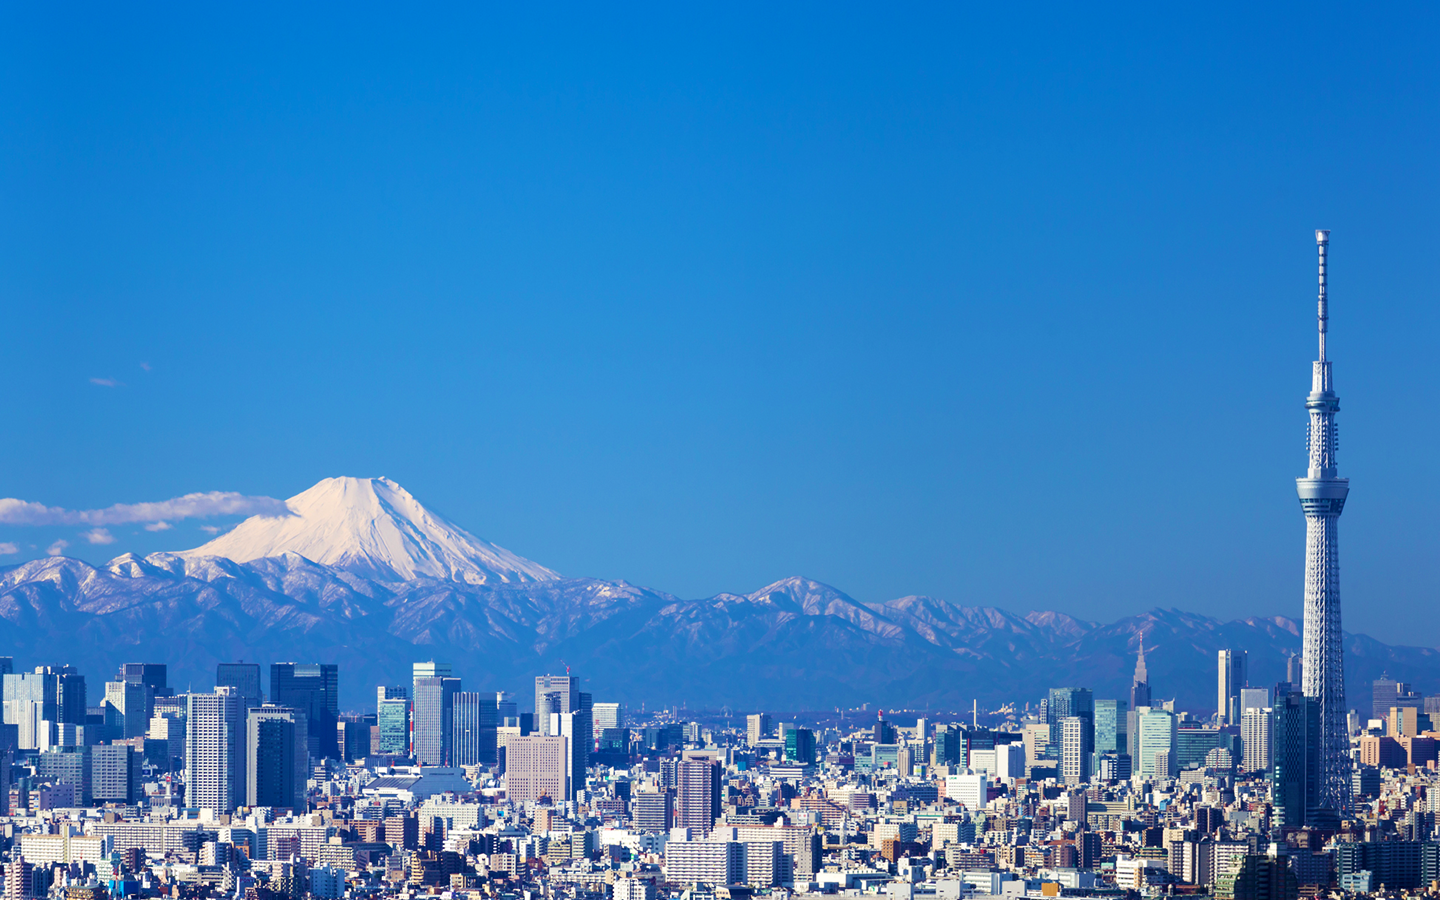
[506,734,568,802]
[1095,699,1128,755]
[269,663,338,759]
[1217,650,1248,725]
[247,705,308,811]
[413,675,460,765]
[534,674,580,733]
[376,686,410,756]
[676,759,721,834]
[1130,641,1151,710]
[1060,717,1092,784]
[216,663,263,710]
[1240,706,1273,773]
[453,691,498,766]
[1272,691,1320,829]
[1296,229,1350,815]
[185,686,246,813]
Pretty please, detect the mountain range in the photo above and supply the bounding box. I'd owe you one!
[2,476,1435,713]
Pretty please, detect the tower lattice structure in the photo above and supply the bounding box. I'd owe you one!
[1296,229,1350,815]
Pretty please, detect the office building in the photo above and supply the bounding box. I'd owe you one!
[507,734,567,802]
[1095,699,1128,755]
[216,662,263,710]
[270,663,339,760]
[104,680,152,740]
[247,705,307,811]
[1241,706,1273,772]
[785,727,816,765]
[185,686,246,813]
[1272,692,1320,830]
[944,773,988,811]
[414,675,460,765]
[1240,686,1272,715]
[90,744,139,804]
[55,668,86,727]
[676,759,721,834]
[1218,650,1248,724]
[592,702,623,731]
[453,691,498,766]
[1048,688,1093,761]
[1130,641,1152,710]
[1286,654,1303,686]
[120,664,168,696]
[1136,707,1177,780]
[747,713,771,746]
[1295,230,1351,814]
[376,686,409,756]
[534,674,579,732]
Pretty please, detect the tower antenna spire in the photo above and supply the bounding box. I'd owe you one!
[1316,229,1330,361]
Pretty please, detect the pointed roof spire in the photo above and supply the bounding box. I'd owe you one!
[1134,638,1148,684]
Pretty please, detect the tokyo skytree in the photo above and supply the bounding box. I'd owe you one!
[1297,229,1350,814]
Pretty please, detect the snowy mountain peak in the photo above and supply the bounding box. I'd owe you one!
[172,476,560,585]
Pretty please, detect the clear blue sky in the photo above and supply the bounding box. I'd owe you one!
[2,4,1437,643]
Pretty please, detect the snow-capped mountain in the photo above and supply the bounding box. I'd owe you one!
[177,476,559,584]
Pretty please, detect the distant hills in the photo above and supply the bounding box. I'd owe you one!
[2,477,1435,713]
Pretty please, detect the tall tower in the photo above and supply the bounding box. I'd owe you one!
[1130,640,1151,710]
[1297,228,1349,815]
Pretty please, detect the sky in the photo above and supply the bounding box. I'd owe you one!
[1,4,1437,644]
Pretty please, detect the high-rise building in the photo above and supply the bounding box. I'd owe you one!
[376,686,410,757]
[453,691,498,766]
[1061,716,1092,784]
[1095,699,1128,755]
[55,668,86,727]
[746,714,771,746]
[506,734,567,802]
[1217,650,1248,725]
[90,744,139,804]
[1296,230,1350,815]
[120,664,168,696]
[1241,707,1273,773]
[1240,687,1272,716]
[104,680,152,739]
[676,759,721,835]
[247,705,307,811]
[1272,691,1320,830]
[785,728,816,765]
[1130,642,1151,710]
[1286,654,1304,687]
[630,790,673,832]
[216,662,263,710]
[270,663,339,760]
[413,675,460,765]
[592,702,623,731]
[534,674,579,732]
[3,669,59,750]
[1047,688,1093,760]
[185,686,246,813]
[1135,707,1177,780]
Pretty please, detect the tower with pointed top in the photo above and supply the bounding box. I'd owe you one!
[1130,640,1151,710]
[1297,229,1350,816]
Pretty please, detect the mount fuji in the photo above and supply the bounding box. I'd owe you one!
[177,476,559,585]
[2,475,1438,710]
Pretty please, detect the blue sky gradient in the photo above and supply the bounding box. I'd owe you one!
[2,4,1437,642]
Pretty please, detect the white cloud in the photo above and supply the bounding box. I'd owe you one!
[82,527,116,545]
[0,542,17,555]
[200,525,223,534]
[145,521,173,532]
[0,491,290,526]
[90,377,123,387]
[46,539,69,556]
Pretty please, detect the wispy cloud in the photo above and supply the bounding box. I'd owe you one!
[144,521,173,532]
[140,362,152,372]
[200,525,223,535]
[81,527,116,545]
[0,542,18,556]
[46,539,69,556]
[0,491,290,526]
[90,377,123,387]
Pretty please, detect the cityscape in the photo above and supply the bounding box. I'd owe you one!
[4,6,1436,900]
[3,232,1439,900]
